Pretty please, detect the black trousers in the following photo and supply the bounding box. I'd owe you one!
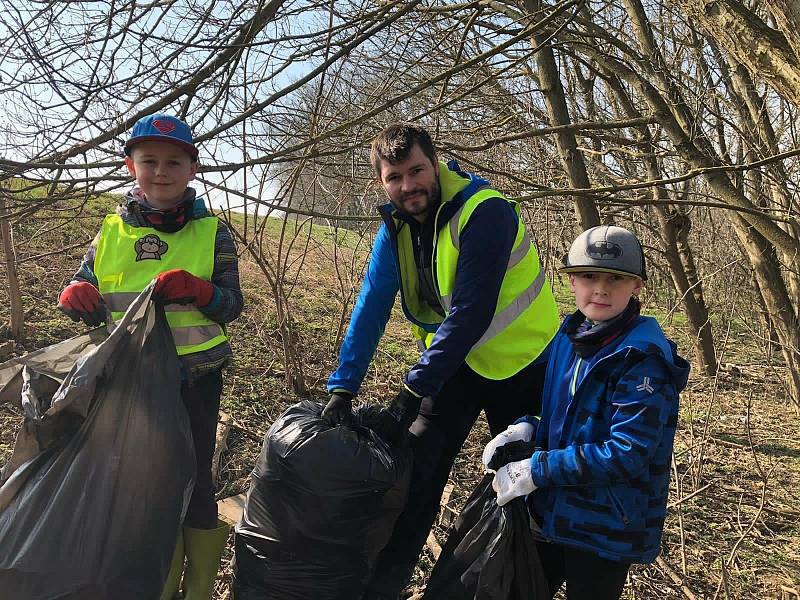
[363,359,546,598]
[536,542,631,600]
[181,369,223,529]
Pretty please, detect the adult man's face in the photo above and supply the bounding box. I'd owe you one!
[377,144,440,222]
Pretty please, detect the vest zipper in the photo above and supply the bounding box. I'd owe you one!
[430,201,447,313]
[556,356,583,448]
[569,357,583,397]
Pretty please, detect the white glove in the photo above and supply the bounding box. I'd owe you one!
[482,422,536,471]
[492,459,536,506]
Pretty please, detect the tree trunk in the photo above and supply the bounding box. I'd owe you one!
[580,46,800,259]
[768,1,800,62]
[730,213,800,404]
[727,61,800,311]
[523,0,601,230]
[658,206,717,375]
[0,190,24,340]
[749,268,778,349]
[603,71,718,375]
[671,0,800,107]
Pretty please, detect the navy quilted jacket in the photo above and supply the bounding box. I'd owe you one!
[528,315,689,563]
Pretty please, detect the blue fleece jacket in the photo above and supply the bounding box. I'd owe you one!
[527,315,690,564]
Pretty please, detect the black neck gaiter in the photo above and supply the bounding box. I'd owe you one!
[129,187,196,233]
[566,297,641,358]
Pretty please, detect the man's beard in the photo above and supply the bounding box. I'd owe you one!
[395,180,441,218]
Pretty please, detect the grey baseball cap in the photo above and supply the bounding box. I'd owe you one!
[561,225,647,280]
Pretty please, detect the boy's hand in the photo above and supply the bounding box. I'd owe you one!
[58,282,106,327]
[153,269,214,307]
[492,458,536,506]
[486,439,537,472]
[482,421,536,472]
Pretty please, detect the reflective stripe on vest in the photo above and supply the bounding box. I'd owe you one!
[441,202,533,312]
[471,263,547,351]
[94,214,228,356]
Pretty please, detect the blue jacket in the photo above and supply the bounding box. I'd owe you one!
[527,315,689,564]
[327,162,520,397]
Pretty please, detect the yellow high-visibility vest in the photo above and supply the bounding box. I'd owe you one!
[395,164,559,379]
[94,214,228,356]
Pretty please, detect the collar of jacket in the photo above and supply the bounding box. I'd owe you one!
[552,314,691,390]
[120,186,210,228]
[377,159,489,230]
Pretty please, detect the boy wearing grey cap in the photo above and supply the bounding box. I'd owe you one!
[482,225,690,599]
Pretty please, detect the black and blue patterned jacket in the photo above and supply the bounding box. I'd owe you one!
[528,315,689,563]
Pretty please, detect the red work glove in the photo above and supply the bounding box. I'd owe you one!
[57,282,106,327]
[153,269,214,307]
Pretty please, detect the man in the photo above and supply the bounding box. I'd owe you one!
[323,123,559,599]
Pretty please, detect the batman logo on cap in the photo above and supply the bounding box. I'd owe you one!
[586,240,622,260]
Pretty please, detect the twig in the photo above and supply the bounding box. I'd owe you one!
[672,455,688,575]
[426,531,442,561]
[211,411,232,486]
[668,481,715,509]
[656,555,698,600]
[16,238,93,265]
[780,584,800,599]
[228,418,266,443]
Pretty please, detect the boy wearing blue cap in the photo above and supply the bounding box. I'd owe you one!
[482,226,690,600]
[57,114,243,600]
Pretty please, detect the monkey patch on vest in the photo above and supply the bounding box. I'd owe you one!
[135,235,169,261]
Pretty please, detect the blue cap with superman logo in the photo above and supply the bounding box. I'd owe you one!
[124,114,198,160]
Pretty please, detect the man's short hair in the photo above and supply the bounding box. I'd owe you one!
[370,123,437,177]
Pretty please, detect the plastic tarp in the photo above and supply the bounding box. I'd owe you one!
[0,286,195,600]
[232,402,412,600]
[423,470,548,599]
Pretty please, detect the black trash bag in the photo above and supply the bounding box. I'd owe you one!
[423,442,548,600]
[0,286,195,600]
[232,401,412,600]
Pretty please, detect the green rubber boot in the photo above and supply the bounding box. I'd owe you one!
[182,519,231,600]
[160,531,185,600]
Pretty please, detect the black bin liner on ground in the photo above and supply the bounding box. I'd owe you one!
[0,287,195,600]
[232,401,412,600]
[423,472,549,600]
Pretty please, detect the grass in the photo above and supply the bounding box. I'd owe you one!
[1,200,799,599]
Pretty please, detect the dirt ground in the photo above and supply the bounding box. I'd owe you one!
[2,219,799,599]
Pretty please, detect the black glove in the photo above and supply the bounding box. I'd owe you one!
[321,391,354,426]
[373,385,423,445]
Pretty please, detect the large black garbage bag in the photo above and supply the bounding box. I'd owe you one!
[0,287,195,600]
[232,401,412,600]
[422,472,549,600]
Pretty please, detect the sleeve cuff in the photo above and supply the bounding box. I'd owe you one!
[402,378,424,398]
[530,450,548,488]
[514,414,540,425]
[199,285,222,312]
